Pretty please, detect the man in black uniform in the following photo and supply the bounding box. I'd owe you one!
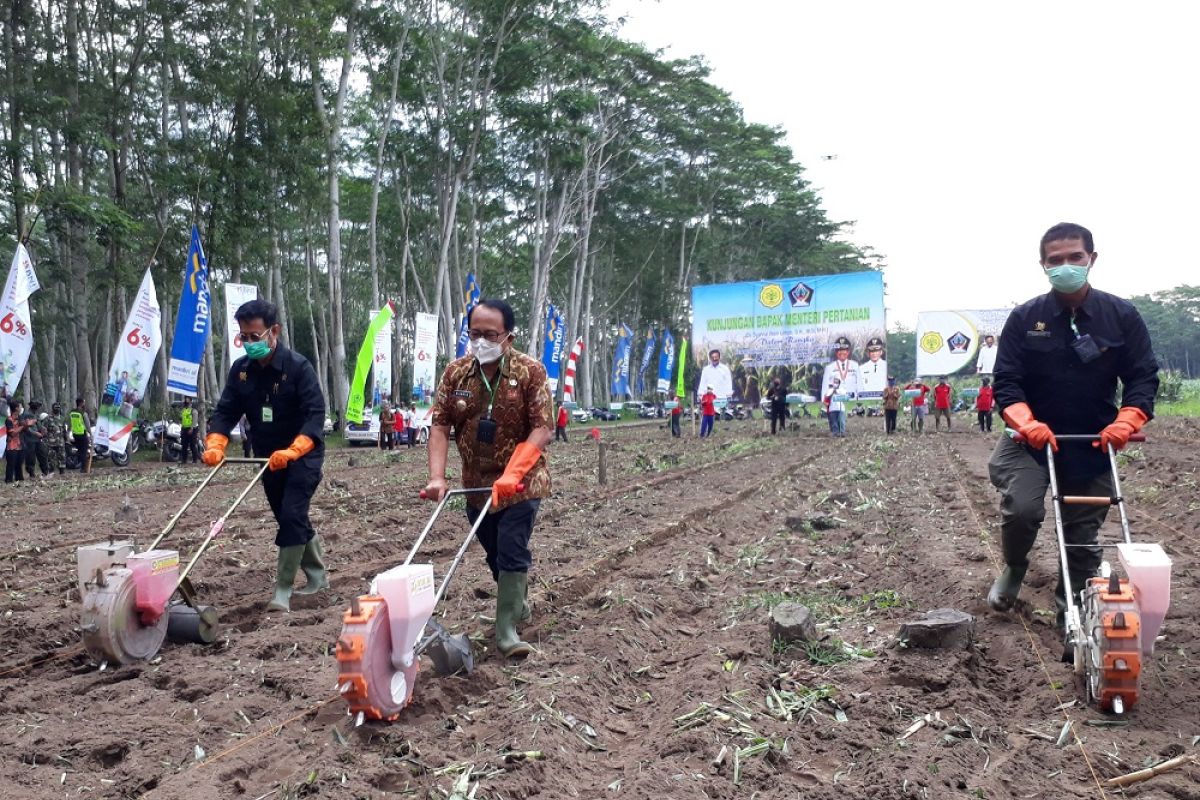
[203,299,329,612]
[766,377,788,434]
[986,223,1158,657]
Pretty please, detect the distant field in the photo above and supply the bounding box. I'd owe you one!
[1158,378,1200,417]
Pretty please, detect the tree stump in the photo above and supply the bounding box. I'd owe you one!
[898,608,975,650]
[768,602,818,646]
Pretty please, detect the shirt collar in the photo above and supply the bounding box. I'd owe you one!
[1049,286,1097,319]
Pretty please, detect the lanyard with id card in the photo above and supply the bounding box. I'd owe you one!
[476,363,501,444]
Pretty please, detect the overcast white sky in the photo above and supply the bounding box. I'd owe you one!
[610,0,1200,329]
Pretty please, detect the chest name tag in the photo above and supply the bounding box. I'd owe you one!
[262,406,274,423]
[453,390,472,398]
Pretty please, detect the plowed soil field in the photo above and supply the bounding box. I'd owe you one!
[1,413,1197,799]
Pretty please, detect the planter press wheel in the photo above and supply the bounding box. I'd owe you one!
[81,568,169,665]
[336,596,420,722]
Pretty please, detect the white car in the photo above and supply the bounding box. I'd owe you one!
[571,408,591,423]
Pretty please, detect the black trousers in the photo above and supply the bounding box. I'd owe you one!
[260,458,322,547]
[770,408,787,434]
[24,444,48,476]
[73,435,89,471]
[466,499,540,579]
[554,425,568,442]
[180,428,197,463]
[671,414,681,436]
[5,451,22,483]
[885,409,898,434]
[977,410,993,432]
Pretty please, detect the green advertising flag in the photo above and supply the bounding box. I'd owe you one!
[675,337,688,398]
[346,302,395,424]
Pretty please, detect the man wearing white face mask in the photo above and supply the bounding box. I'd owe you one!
[424,298,554,659]
[986,223,1158,659]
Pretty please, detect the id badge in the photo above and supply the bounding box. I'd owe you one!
[476,417,497,444]
[1071,334,1102,364]
[262,406,274,423]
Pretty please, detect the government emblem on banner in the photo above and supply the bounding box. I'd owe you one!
[788,282,814,307]
[947,331,970,353]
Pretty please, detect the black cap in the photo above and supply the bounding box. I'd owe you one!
[866,336,884,351]
[833,336,852,350]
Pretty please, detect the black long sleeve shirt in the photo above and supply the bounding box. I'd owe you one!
[993,287,1158,477]
[209,345,326,461]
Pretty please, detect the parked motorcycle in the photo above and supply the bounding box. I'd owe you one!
[64,425,140,469]
[142,418,183,462]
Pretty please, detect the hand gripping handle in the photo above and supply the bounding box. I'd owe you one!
[420,483,525,500]
[1007,429,1146,445]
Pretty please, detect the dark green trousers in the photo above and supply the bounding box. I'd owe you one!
[987,435,1111,613]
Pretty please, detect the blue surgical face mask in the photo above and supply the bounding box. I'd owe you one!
[1046,264,1090,293]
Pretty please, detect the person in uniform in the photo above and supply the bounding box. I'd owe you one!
[821,336,859,405]
[179,396,198,464]
[44,402,67,475]
[766,377,788,435]
[69,398,90,472]
[986,223,1158,658]
[203,299,329,612]
[858,337,889,397]
[423,298,553,659]
[20,402,49,479]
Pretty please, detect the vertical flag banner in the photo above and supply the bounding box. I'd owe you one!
[636,328,656,396]
[563,336,585,404]
[0,243,40,449]
[224,283,258,367]
[675,337,688,398]
[413,311,439,404]
[542,303,566,392]
[96,268,162,455]
[610,323,633,399]
[373,306,393,409]
[656,329,676,394]
[455,272,480,359]
[167,226,211,396]
[346,302,395,424]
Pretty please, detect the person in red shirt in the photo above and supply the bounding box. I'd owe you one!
[555,405,569,442]
[975,377,995,432]
[903,378,930,433]
[933,376,953,432]
[699,386,717,438]
[670,402,683,437]
[393,403,405,447]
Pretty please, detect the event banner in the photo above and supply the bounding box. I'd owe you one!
[656,329,676,394]
[455,272,480,359]
[413,311,439,404]
[224,282,258,368]
[373,306,393,408]
[96,268,162,455]
[610,323,633,398]
[915,308,1011,377]
[167,226,211,396]
[563,336,584,403]
[691,271,886,401]
[542,303,565,392]
[0,243,40,449]
[636,328,656,396]
[347,302,395,424]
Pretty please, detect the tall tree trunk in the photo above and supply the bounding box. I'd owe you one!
[368,42,404,308]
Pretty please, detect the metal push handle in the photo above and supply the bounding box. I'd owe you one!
[147,458,271,551]
[175,461,271,592]
[407,484,524,567]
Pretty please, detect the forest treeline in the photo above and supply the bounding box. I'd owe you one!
[0,0,879,414]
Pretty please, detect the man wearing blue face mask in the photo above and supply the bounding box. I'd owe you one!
[205,299,329,612]
[986,223,1158,658]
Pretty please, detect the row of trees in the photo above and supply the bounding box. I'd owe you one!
[0,0,877,415]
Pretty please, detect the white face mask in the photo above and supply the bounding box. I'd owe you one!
[469,337,505,365]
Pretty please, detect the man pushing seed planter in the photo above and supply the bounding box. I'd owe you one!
[203,299,329,613]
[422,298,553,659]
[987,222,1158,658]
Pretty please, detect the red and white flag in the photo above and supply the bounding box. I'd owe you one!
[562,337,585,403]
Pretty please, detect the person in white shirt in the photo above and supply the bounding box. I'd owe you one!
[822,336,860,402]
[858,337,888,396]
[698,349,734,403]
[976,334,998,374]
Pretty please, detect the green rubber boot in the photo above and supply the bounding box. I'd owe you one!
[293,535,329,595]
[520,578,532,624]
[267,544,305,612]
[986,565,1027,612]
[496,571,533,658]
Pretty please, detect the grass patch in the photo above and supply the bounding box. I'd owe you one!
[840,457,882,482]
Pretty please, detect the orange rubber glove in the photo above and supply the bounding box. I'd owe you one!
[492,441,541,506]
[268,434,315,471]
[201,433,229,466]
[1095,407,1147,451]
[1001,402,1058,452]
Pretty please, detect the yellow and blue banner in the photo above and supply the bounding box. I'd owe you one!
[610,322,633,398]
[542,303,565,391]
[166,226,211,397]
